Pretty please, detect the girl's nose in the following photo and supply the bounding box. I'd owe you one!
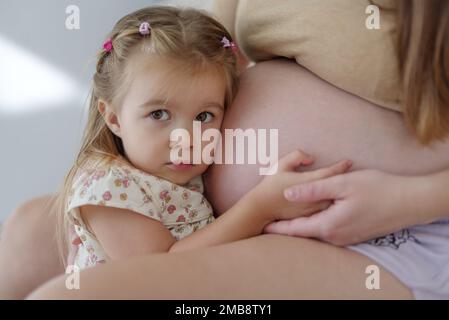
[169,122,195,149]
[169,139,192,149]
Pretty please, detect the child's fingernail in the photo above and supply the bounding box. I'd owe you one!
[303,157,314,164]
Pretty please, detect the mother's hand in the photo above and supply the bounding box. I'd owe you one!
[263,169,423,246]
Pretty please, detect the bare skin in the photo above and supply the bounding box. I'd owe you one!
[0,195,63,299]
[28,234,410,299]
[3,59,449,299]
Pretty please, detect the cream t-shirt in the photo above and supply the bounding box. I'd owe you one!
[211,0,402,112]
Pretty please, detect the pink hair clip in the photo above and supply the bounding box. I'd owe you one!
[139,21,151,35]
[103,38,113,53]
[221,36,238,54]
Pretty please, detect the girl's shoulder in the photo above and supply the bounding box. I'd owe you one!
[69,157,148,203]
[73,156,155,187]
[67,156,165,220]
[70,155,205,201]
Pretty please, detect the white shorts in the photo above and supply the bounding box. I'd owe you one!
[348,218,449,299]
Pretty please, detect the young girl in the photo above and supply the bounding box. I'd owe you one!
[56,5,352,269]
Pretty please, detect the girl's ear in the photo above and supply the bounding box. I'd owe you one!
[98,100,122,137]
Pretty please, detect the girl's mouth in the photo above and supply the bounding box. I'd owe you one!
[166,162,194,170]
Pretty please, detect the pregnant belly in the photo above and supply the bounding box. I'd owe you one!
[204,59,449,215]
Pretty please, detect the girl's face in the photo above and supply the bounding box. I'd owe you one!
[101,54,226,185]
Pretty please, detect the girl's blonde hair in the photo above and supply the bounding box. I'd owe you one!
[54,5,238,266]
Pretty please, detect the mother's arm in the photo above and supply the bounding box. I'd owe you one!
[264,167,449,245]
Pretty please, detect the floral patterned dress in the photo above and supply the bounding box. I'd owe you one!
[67,158,215,269]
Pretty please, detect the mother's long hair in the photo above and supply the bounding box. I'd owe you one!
[396,0,449,144]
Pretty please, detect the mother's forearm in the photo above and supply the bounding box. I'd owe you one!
[413,168,449,223]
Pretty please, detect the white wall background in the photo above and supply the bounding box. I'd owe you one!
[0,0,212,222]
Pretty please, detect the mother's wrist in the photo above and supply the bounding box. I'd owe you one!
[414,170,449,224]
[400,173,446,226]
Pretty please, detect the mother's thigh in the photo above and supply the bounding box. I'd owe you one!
[0,195,64,299]
[28,234,412,299]
[205,59,449,214]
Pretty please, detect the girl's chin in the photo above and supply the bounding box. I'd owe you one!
[157,169,198,186]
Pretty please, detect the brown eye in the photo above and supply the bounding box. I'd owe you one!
[149,109,170,121]
[196,112,214,123]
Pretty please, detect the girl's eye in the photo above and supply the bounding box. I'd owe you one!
[149,109,170,121]
[196,112,214,123]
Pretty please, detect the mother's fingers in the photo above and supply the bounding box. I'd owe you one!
[284,173,346,202]
[301,200,333,217]
[263,213,325,238]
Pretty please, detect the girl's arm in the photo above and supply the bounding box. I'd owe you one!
[80,150,351,258]
[79,193,265,258]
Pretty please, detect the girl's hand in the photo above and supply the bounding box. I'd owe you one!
[249,149,352,223]
[263,170,424,246]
